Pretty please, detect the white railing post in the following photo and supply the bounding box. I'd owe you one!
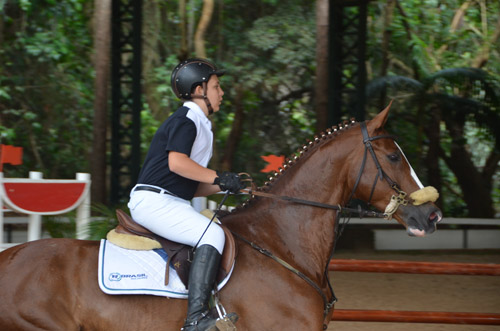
[208,200,218,210]
[27,171,43,241]
[192,197,207,212]
[76,173,91,239]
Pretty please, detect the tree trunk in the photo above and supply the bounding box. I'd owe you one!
[188,0,196,53]
[378,0,395,109]
[315,0,329,132]
[472,13,500,68]
[194,0,214,58]
[424,106,443,210]
[178,0,188,59]
[441,116,495,217]
[220,87,245,171]
[142,0,162,119]
[91,0,111,205]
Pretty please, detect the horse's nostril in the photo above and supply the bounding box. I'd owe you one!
[429,211,441,223]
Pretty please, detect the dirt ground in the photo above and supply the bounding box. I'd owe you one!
[326,249,500,331]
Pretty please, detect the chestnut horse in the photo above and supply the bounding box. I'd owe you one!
[0,105,442,330]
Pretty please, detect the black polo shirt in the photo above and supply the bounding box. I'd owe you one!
[137,102,213,200]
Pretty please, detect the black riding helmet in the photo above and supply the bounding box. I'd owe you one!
[170,58,225,100]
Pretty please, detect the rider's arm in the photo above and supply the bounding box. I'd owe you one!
[194,182,221,197]
[168,151,220,196]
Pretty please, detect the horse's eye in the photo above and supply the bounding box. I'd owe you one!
[387,152,400,162]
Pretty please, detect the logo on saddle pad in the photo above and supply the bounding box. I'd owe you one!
[109,272,148,282]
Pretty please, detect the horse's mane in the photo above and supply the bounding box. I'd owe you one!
[231,118,358,213]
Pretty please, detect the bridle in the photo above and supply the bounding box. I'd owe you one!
[349,121,409,219]
[232,121,411,329]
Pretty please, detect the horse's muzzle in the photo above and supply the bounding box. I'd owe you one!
[405,206,442,237]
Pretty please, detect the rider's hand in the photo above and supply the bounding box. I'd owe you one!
[213,171,245,194]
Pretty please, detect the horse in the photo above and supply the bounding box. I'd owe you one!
[0,104,442,330]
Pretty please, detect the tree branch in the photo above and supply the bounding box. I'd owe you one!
[194,0,214,58]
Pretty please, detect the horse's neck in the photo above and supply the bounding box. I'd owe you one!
[229,140,351,282]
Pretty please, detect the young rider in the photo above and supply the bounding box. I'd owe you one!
[128,58,244,331]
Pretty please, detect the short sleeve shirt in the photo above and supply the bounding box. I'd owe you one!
[137,102,213,200]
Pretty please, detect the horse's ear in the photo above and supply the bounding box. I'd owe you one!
[368,100,393,131]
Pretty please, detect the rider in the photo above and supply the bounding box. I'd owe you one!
[128,58,244,331]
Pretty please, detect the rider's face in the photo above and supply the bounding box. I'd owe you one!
[206,75,224,113]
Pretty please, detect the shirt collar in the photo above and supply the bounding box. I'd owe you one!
[184,101,206,117]
[183,101,211,126]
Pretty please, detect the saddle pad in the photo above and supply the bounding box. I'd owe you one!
[98,239,234,299]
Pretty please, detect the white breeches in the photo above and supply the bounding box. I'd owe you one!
[128,188,225,254]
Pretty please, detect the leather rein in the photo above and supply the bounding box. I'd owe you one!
[232,121,408,329]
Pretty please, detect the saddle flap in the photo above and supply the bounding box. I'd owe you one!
[218,225,236,281]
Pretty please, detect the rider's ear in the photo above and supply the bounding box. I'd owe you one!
[192,84,204,95]
[368,99,393,131]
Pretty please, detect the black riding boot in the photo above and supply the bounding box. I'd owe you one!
[181,245,222,331]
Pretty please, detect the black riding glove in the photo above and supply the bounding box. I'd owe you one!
[213,171,245,194]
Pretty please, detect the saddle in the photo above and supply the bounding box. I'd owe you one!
[108,209,237,289]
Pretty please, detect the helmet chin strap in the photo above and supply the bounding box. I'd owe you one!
[191,82,214,115]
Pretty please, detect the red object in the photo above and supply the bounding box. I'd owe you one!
[0,145,23,171]
[260,155,285,173]
[331,309,500,325]
[329,259,500,276]
[2,182,87,214]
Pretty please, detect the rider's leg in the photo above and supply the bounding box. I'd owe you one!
[128,191,237,330]
[129,191,225,253]
[182,244,220,331]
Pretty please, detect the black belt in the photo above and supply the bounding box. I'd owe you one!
[134,186,176,196]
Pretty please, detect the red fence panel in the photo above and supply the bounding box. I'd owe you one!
[329,259,500,276]
[328,259,500,325]
[332,309,500,325]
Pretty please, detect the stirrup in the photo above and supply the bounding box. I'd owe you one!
[215,314,237,331]
[212,294,238,330]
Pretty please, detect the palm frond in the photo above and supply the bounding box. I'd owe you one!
[429,93,500,149]
[366,75,423,99]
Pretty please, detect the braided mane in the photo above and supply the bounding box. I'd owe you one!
[234,118,358,211]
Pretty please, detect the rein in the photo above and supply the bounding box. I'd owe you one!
[245,189,385,218]
[230,230,336,327]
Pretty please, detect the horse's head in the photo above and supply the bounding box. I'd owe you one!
[348,102,443,236]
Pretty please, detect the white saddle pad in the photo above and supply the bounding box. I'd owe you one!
[98,239,234,298]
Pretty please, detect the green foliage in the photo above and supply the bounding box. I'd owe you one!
[366,67,500,216]
[44,212,77,238]
[44,203,120,240]
[0,0,94,178]
[85,204,120,240]
[2,0,498,220]
[213,4,317,177]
